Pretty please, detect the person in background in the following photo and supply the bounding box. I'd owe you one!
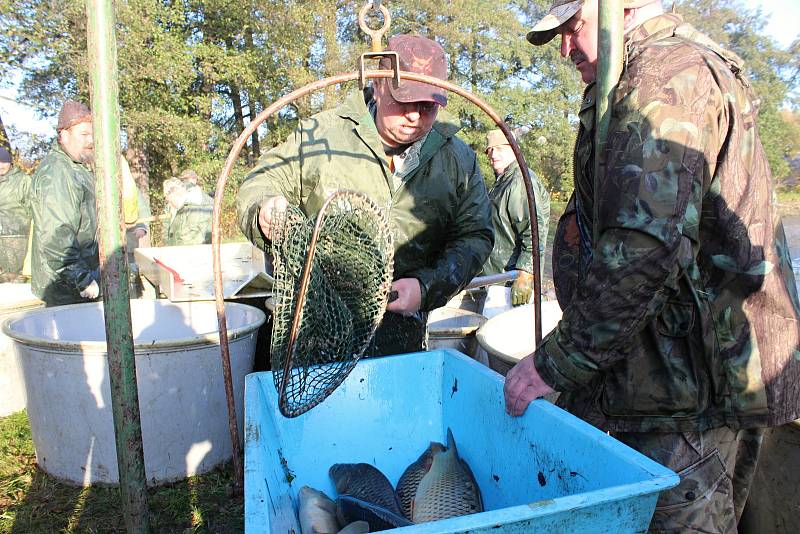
[121,155,151,261]
[0,146,32,280]
[236,34,493,357]
[163,177,213,246]
[30,100,100,306]
[505,1,800,531]
[481,129,550,318]
[178,168,204,193]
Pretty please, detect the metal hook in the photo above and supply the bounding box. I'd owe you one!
[373,0,382,15]
[358,2,391,53]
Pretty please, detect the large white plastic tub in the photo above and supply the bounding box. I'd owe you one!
[2,299,265,486]
[476,301,563,375]
[0,283,43,417]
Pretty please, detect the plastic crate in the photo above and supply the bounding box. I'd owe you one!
[244,350,678,533]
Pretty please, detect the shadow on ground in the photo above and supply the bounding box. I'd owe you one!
[0,411,243,534]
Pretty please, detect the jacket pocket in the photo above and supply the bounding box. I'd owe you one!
[657,300,694,337]
[649,450,735,533]
[655,449,727,510]
[600,301,709,417]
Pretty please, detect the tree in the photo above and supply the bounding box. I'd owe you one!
[1,0,798,233]
[675,0,799,184]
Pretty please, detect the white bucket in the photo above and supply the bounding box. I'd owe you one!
[0,283,43,417]
[476,301,563,376]
[2,299,265,486]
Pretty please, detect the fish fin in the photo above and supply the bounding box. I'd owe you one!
[337,521,370,534]
[446,428,457,456]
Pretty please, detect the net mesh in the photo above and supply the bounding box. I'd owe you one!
[268,191,394,417]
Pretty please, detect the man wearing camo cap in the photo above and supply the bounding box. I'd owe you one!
[30,99,101,306]
[237,34,493,356]
[504,1,800,531]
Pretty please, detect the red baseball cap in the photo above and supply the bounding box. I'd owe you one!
[380,35,448,107]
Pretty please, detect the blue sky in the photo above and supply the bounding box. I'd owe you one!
[1,0,798,149]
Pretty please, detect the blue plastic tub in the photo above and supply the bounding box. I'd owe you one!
[244,350,678,533]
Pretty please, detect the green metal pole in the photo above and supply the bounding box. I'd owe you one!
[595,0,624,178]
[85,0,151,532]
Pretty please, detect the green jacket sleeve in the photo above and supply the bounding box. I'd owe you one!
[509,169,550,275]
[0,168,32,234]
[535,62,721,391]
[236,128,303,249]
[407,150,494,310]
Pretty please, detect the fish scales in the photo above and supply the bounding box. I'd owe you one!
[395,442,445,520]
[411,429,483,523]
[329,463,404,516]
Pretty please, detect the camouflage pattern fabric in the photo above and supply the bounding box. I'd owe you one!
[537,13,800,432]
[613,427,764,533]
[237,88,493,356]
[482,162,550,277]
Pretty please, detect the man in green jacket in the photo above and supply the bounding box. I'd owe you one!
[0,146,32,278]
[30,100,100,307]
[482,129,550,316]
[163,178,213,246]
[237,34,493,356]
[506,1,800,531]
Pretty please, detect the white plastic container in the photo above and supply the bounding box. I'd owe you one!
[2,299,265,486]
[0,283,43,417]
[476,301,563,375]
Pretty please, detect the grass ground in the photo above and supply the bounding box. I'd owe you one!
[0,411,243,534]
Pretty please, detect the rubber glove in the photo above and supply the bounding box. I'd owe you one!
[79,280,100,299]
[511,271,533,306]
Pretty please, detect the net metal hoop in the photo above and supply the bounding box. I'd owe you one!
[209,68,544,482]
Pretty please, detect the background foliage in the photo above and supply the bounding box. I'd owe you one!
[0,0,798,236]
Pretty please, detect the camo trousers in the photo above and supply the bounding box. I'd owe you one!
[613,427,764,534]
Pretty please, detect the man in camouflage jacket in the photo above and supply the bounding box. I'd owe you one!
[31,101,100,306]
[237,35,493,356]
[507,1,800,531]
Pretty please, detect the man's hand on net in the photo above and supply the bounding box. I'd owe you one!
[79,280,100,299]
[258,196,289,240]
[511,270,534,306]
[386,278,422,316]
[504,353,555,416]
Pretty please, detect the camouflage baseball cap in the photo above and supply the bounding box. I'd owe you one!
[526,0,657,45]
[379,35,448,107]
